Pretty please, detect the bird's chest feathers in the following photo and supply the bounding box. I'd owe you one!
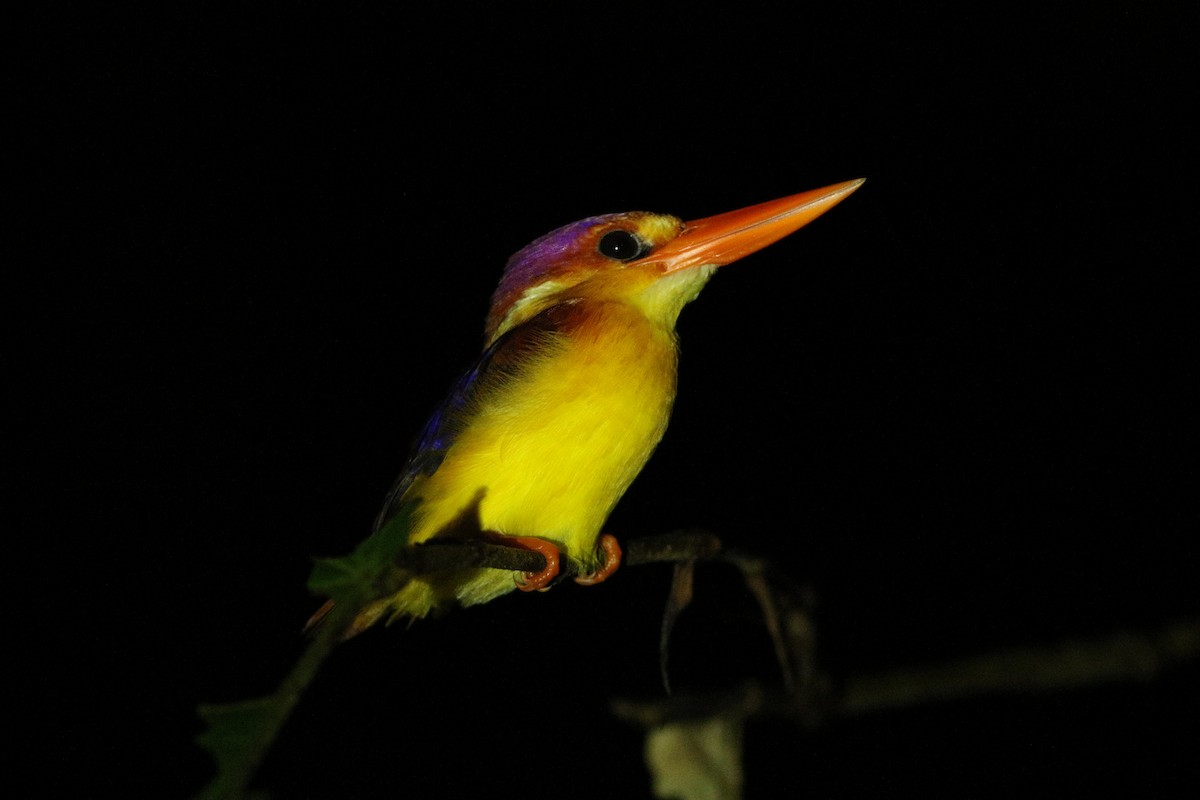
[420,303,678,551]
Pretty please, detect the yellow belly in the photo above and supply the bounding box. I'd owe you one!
[374,301,679,620]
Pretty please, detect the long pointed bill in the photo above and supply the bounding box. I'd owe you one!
[638,178,865,273]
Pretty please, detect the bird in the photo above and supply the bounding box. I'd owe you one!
[313,179,864,637]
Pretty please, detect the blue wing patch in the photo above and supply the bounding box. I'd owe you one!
[372,309,568,533]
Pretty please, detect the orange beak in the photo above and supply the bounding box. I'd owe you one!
[637,179,865,273]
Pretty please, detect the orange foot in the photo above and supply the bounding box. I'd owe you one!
[510,536,561,592]
[574,533,622,586]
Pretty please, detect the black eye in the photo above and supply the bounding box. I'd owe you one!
[598,230,645,261]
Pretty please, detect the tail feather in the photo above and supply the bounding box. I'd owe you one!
[302,598,337,635]
[301,595,403,640]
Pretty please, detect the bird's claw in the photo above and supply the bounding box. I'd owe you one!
[510,536,561,592]
[574,533,622,586]
[509,533,621,591]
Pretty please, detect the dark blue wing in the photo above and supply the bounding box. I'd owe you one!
[371,310,566,533]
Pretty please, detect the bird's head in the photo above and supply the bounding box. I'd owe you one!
[485,179,864,345]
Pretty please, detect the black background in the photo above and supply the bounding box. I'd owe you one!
[19,3,1198,797]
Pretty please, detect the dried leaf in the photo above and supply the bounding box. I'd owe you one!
[645,715,744,800]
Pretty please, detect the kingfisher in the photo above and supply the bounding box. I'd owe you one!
[315,180,863,636]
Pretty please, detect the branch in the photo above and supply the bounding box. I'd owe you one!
[612,613,1200,726]
[608,552,1200,800]
[395,529,723,575]
[194,526,724,799]
[839,617,1200,716]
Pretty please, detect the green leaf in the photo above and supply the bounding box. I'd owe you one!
[194,500,418,799]
[307,500,416,599]
[195,697,286,800]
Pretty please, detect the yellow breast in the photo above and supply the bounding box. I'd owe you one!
[409,299,678,564]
